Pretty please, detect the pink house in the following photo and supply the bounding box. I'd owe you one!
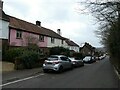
[9,29,48,47]
[8,15,66,54]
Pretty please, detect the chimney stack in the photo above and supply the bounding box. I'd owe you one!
[36,21,41,27]
[57,29,61,35]
[0,0,3,10]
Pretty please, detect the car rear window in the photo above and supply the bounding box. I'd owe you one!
[60,57,69,61]
[48,56,58,61]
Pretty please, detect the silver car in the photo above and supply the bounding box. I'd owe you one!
[69,57,84,67]
[43,55,73,73]
[83,56,95,63]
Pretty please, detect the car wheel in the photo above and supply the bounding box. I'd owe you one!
[58,66,63,73]
[81,63,84,66]
[71,64,74,69]
[43,69,48,73]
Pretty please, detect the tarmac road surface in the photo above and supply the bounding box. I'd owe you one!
[2,56,119,88]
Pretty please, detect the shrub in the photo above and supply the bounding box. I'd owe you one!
[5,44,45,70]
[5,48,24,63]
[72,52,84,59]
[50,46,70,56]
[16,51,40,69]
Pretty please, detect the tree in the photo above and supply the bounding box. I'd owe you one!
[79,0,120,53]
[79,0,120,72]
[22,33,39,46]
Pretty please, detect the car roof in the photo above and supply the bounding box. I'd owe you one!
[50,55,66,57]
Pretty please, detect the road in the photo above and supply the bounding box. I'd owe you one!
[2,56,119,88]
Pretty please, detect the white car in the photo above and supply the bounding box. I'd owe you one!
[43,55,73,73]
[83,56,95,63]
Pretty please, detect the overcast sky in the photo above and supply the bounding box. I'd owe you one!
[3,0,103,47]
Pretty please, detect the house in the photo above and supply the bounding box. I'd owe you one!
[1,0,80,55]
[0,1,9,51]
[80,42,95,56]
[8,15,68,54]
[65,38,80,52]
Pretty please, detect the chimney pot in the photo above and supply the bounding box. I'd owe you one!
[36,21,41,27]
[57,29,61,35]
[0,0,3,10]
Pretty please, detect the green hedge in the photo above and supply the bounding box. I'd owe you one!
[50,46,70,56]
[15,51,40,69]
[4,44,45,70]
[72,52,85,59]
[5,48,24,63]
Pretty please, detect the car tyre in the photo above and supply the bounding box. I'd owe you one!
[43,69,48,73]
[71,64,74,69]
[58,66,63,73]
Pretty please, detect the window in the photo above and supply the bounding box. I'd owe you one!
[60,57,68,61]
[16,30,22,39]
[51,37,55,43]
[39,35,44,42]
[61,40,64,44]
[48,56,58,61]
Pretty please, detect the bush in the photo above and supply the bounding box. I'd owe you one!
[14,51,43,70]
[72,52,84,59]
[5,48,24,63]
[18,51,40,69]
[4,44,45,70]
[50,46,70,56]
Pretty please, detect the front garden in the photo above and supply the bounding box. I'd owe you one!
[3,45,84,70]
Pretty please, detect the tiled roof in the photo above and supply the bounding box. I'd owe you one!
[81,42,95,50]
[8,15,64,39]
[0,10,9,21]
[65,39,79,47]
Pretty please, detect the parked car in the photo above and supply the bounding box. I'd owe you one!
[99,54,106,60]
[83,56,95,63]
[43,55,73,73]
[95,56,100,60]
[69,57,84,67]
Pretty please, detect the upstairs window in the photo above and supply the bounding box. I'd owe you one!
[61,40,64,44]
[16,30,22,39]
[51,37,55,43]
[39,35,44,42]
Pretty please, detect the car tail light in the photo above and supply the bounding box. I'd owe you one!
[53,61,59,64]
[73,61,76,63]
[44,60,47,64]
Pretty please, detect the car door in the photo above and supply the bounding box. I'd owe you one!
[60,56,70,69]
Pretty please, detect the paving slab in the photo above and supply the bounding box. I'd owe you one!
[2,67,43,84]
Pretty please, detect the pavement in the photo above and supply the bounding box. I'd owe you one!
[2,67,43,84]
[0,61,14,72]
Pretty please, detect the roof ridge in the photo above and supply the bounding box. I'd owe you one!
[7,15,39,27]
[8,14,64,39]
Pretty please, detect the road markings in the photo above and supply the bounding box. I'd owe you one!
[0,73,44,87]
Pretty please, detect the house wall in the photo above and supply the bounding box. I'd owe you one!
[47,37,67,48]
[9,28,79,53]
[9,29,47,47]
[0,19,9,39]
[68,46,79,52]
[80,47,92,56]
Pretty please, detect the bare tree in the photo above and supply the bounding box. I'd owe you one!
[22,33,39,46]
[79,0,120,50]
[79,0,120,72]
